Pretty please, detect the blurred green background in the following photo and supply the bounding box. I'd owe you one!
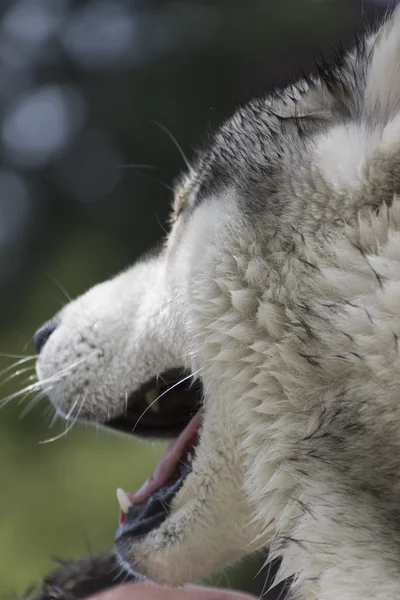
[0,0,391,596]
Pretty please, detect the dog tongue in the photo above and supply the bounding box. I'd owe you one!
[118,410,203,523]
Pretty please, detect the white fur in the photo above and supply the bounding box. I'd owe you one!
[36,6,400,599]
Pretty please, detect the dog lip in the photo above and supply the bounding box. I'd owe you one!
[115,460,191,543]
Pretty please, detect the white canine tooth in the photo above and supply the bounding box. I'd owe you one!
[116,488,132,513]
[145,389,160,413]
[187,452,193,463]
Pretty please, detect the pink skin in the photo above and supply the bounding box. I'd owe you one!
[88,583,256,600]
[120,411,203,524]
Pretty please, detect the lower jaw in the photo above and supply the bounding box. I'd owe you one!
[115,459,191,543]
[114,410,203,571]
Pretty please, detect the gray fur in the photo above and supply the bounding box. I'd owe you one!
[31,6,400,599]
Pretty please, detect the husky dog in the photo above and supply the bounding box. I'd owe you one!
[30,5,400,599]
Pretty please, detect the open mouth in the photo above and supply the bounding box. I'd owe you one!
[106,369,202,440]
[106,369,204,545]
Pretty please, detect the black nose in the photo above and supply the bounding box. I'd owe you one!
[33,318,59,353]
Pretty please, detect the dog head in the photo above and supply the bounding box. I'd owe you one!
[35,6,400,585]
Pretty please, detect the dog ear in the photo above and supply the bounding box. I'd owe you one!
[22,553,137,600]
[291,6,400,209]
[361,5,400,125]
[278,6,400,123]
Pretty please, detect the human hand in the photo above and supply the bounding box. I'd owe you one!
[88,582,256,600]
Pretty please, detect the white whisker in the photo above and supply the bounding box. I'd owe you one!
[19,391,48,419]
[14,374,39,393]
[132,367,204,433]
[0,356,36,380]
[39,393,86,444]
[0,352,38,359]
[38,417,76,444]
[25,374,38,382]
[0,351,96,411]
[0,365,36,387]
[45,273,73,302]
[0,382,43,409]
[124,391,128,417]
[49,409,60,429]
[17,383,44,406]
[65,397,79,420]
[150,120,192,172]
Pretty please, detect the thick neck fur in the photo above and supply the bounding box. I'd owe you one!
[187,196,400,599]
